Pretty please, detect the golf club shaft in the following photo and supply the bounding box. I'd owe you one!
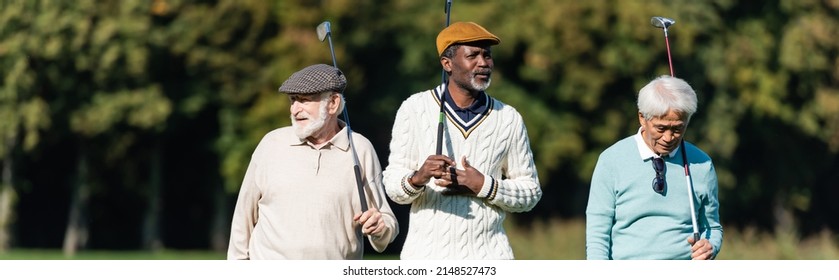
[327,36,339,71]
[441,0,452,85]
[319,22,369,213]
[665,32,674,76]
[436,0,452,156]
[681,140,700,240]
[435,1,455,195]
[344,110,368,213]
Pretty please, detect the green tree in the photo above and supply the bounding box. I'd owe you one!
[0,0,55,252]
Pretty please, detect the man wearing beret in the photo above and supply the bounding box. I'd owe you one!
[382,22,542,259]
[227,64,398,259]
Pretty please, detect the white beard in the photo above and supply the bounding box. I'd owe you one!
[470,76,491,91]
[291,100,329,140]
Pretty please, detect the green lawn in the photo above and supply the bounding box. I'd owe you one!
[506,218,839,260]
[0,249,225,260]
[3,218,837,260]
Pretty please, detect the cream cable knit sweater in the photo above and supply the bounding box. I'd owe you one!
[383,85,542,259]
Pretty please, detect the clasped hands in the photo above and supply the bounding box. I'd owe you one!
[409,155,484,196]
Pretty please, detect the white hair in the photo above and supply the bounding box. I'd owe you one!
[637,75,698,121]
[318,91,345,115]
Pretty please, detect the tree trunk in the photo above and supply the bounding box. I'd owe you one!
[773,190,795,234]
[0,137,17,253]
[142,140,163,251]
[63,147,90,257]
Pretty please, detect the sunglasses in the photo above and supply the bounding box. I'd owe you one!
[652,157,666,194]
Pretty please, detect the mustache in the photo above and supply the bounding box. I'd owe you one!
[473,70,492,76]
[293,112,310,119]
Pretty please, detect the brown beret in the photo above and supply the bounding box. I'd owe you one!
[436,22,500,56]
[278,64,346,95]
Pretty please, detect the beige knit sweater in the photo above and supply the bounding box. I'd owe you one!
[383,85,542,259]
[228,125,398,259]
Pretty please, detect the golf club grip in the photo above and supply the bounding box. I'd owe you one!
[353,164,368,212]
[344,111,369,212]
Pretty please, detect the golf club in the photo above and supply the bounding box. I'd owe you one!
[438,0,461,195]
[440,0,452,85]
[436,0,453,156]
[650,16,700,243]
[651,16,676,76]
[681,139,700,243]
[316,21,369,215]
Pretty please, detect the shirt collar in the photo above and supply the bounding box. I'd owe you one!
[286,120,351,151]
[444,89,488,114]
[633,127,679,160]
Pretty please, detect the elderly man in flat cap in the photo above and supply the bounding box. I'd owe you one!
[382,22,542,259]
[227,64,398,260]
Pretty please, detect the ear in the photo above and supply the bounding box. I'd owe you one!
[327,93,342,115]
[441,56,452,73]
[638,112,646,127]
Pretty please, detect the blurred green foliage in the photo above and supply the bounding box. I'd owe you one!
[0,0,838,254]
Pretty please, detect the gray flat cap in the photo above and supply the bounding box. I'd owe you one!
[278,64,346,95]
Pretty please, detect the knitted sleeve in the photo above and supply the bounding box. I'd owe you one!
[586,150,617,260]
[485,111,542,213]
[382,94,426,204]
[700,160,723,257]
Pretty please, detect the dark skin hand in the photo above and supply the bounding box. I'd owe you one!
[410,155,456,186]
[410,156,485,196]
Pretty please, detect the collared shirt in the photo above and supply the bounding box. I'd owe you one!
[443,89,489,123]
[227,123,397,260]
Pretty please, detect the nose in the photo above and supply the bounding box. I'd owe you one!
[661,130,677,143]
[477,56,491,67]
[290,100,302,116]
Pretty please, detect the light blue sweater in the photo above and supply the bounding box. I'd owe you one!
[586,133,723,260]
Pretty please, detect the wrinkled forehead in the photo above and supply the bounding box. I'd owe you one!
[647,109,689,122]
[647,118,686,128]
[644,116,688,134]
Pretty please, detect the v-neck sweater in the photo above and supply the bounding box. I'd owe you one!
[383,84,542,259]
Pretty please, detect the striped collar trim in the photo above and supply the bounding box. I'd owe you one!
[431,84,494,139]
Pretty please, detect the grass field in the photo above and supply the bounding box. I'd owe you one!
[2,218,837,260]
[0,249,224,260]
[506,218,839,260]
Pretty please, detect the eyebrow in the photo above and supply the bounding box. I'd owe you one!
[289,95,315,101]
[463,46,491,55]
[655,124,685,129]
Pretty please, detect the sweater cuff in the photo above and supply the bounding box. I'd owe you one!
[401,172,425,196]
[476,175,499,200]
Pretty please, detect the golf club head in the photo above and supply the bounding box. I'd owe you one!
[316,21,331,42]
[651,16,675,29]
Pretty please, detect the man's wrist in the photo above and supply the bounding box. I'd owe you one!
[407,171,426,189]
[401,171,425,196]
